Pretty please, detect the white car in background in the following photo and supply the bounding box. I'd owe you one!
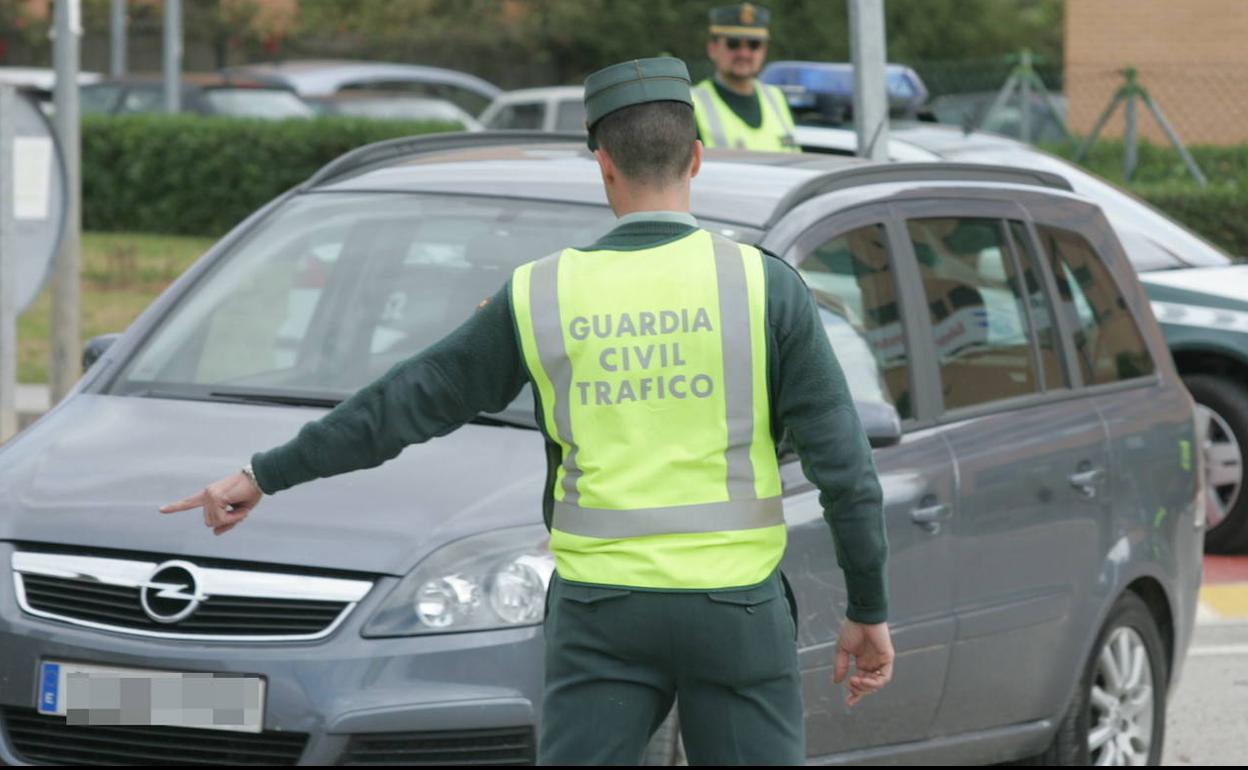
[479,86,585,132]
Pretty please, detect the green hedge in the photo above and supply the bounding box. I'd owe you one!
[83,115,459,237]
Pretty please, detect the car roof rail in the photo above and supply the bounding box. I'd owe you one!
[766,162,1075,227]
[304,130,588,187]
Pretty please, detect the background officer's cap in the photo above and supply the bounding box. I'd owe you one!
[583,57,693,150]
[709,3,771,40]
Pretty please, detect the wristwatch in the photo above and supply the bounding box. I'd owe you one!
[241,462,264,495]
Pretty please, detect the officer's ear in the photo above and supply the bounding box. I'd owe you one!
[689,139,703,181]
[594,147,617,187]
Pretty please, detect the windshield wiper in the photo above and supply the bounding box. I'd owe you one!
[208,389,344,409]
[126,387,343,408]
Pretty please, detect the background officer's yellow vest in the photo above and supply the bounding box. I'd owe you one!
[511,230,785,589]
[692,79,798,152]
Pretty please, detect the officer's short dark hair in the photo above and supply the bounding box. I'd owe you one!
[593,101,697,186]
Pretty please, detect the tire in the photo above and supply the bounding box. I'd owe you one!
[641,703,686,766]
[1184,374,1248,553]
[1025,592,1168,766]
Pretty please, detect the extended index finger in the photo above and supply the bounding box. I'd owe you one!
[159,491,207,514]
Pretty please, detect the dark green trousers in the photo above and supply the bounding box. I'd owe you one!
[537,570,804,765]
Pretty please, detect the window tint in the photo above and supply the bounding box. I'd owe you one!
[488,102,544,130]
[798,224,912,419]
[909,218,1041,410]
[1036,226,1155,384]
[555,99,587,132]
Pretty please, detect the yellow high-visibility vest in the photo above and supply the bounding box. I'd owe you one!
[510,229,784,589]
[692,79,798,152]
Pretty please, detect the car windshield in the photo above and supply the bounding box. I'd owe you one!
[203,88,316,119]
[108,193,763,416]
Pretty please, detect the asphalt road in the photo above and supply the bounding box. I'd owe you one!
[1162,555,1248,765]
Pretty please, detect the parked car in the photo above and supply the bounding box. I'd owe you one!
[798,120,1248,553]
[80,74,316,119]
[0,133,1201,765]
[308,91,483,130]
[225,60,501,116]
[479,86,586,132]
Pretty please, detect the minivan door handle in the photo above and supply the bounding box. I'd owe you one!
[1068,467,1106,498]
[911,501,951,534]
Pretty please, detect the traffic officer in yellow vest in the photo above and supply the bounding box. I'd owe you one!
[694,3,799,152]
[161,57,893,765]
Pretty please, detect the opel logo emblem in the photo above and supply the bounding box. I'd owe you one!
[139,560,208,624]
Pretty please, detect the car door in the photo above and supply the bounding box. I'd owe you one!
[774,205,956,755]
[886,196,1113,735]
[1028,212,1199,647]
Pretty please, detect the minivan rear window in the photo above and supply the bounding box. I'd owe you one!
[1036,226,1156,385]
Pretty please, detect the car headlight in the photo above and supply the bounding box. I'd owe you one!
[363,525,554,637]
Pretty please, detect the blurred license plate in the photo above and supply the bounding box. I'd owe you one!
[38,661,265,733]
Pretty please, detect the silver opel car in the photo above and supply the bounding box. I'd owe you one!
[0,134,1202,765]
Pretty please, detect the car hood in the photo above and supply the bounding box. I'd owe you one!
[0,394,547,576]
[1140,265,1248,314]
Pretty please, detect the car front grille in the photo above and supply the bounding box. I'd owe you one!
[21,573,348,637]
[2,707,307,765]
[13,551,373,641]
[339,727,536,765]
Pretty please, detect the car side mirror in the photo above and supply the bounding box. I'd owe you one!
[82,333,121,371]
[857,401,902,449]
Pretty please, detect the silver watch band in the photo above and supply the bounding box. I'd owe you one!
[241,463,264,494]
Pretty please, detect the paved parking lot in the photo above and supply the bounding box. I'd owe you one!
[1163,555,1248,765]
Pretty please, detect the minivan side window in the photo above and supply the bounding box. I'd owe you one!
[908,217,1043,410]
[797,224,913,419]
[1036,225,1156,385]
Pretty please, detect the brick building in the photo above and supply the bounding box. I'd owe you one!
[1066,0,1248,146]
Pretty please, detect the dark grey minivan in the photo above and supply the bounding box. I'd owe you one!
[0,134,1203,765]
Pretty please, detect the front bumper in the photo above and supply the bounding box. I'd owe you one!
[0,544,545,765]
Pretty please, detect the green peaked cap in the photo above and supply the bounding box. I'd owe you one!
[583,57,693,149]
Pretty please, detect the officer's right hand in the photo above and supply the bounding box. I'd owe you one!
[833,619,895,707]
[159,472,263,536]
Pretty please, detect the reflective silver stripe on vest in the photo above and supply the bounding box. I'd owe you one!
[758,85,795,146]
[529,253,582,504]
[553,497,784,538]
[711,235,757,498]
[693,86,729,148]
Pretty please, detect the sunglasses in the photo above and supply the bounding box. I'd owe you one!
[724,37,764,51]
